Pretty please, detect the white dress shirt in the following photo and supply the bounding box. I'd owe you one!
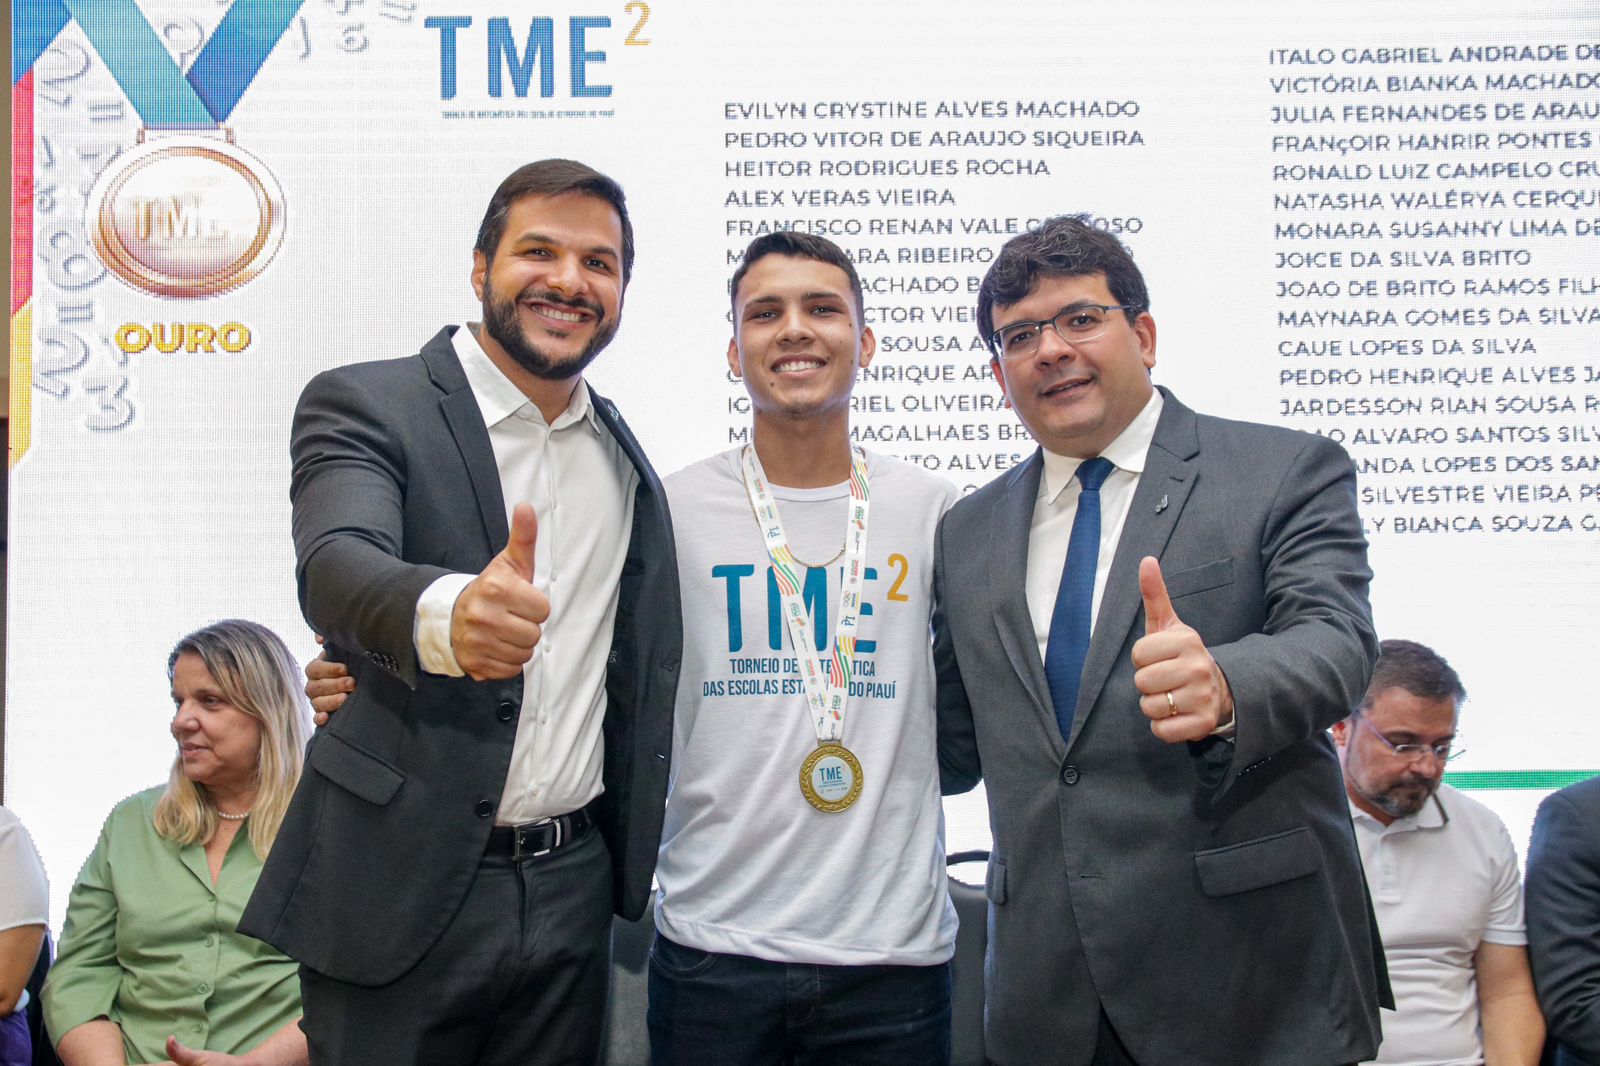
[1025,390,1164,662]
[412,325,637,824]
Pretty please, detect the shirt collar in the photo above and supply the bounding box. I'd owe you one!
[451,324,601,434]
[1039,388,1164,504]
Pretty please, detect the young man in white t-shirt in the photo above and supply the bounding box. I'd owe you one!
[307,232,961,1063]
[646,232,958,1064]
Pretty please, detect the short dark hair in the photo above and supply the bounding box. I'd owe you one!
[976,215,1150,355]
[474,159,635,283]
[1360,639,1467,710]
[728,231,865,321]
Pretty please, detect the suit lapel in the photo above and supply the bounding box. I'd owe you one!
[422,329,509,548]
[989,451,1065,752]
[1069,390,1200,747]
[590,388,658,491]
[589,388,680,583]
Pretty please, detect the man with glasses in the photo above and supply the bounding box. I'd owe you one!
[1333,639,1546,1065]
[935,214,1388,1064]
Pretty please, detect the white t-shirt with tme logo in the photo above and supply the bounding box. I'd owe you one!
[654,447,959,967]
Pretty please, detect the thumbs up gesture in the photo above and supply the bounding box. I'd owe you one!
[1130,556,1234,742]
[450,502,552,681]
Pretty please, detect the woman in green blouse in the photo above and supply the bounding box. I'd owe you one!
[45,620,310,1066]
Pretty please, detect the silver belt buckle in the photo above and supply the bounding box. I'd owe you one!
[512,815,560,861]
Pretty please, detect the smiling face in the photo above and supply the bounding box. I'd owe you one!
[727,253,874,426]
[988,272,1156,458]
[471,191,625,383]
[170,652,263,797]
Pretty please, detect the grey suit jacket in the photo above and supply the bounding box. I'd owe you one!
[240,327,680,986]
[1527,776,1600,1065]
[935,388,1386,1065]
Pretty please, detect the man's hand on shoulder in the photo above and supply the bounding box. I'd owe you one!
[450,502,550,681]
[1131,556,1235,743]
[304,638,353,726]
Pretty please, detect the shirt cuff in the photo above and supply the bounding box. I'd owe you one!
[414,573,475,677]
[1209,662,1237,740]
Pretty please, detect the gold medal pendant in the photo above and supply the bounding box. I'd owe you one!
[86,129,287,299]
[800,743,863,813]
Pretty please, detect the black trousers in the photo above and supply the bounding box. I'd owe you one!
[299,829,613,1066]
[1085,1013,1359,1066]
[1091,1011,1138,1066]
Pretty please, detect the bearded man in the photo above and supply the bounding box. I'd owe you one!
[1333,639,1544,1066]
[240,159,680,1066]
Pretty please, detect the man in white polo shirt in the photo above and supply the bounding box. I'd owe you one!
[1332,639,1545,1066]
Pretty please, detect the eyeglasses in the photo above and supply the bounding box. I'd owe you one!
[989,304,1135,360]
[1353,713,1464,763]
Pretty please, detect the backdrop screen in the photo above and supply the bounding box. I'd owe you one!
[8,0,1599,923]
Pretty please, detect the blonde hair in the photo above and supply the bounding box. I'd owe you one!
[153,620,309,858]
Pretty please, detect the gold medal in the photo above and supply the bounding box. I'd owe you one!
[86,129,286,299]
[800,743,863,813]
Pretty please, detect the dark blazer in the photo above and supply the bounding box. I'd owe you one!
[1527,776,1600,1066]
[934,388,1387,1066]
[240,327,680,986]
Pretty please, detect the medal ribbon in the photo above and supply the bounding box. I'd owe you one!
[740,446,872,744]
[16,0,302,126]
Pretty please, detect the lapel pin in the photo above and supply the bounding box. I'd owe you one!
[1155,494,1169,514]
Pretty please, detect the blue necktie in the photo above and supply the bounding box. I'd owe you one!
[1044,457,1114,743]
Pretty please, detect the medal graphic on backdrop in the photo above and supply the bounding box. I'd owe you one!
[89,131,286,299]
[741,446,874,813]
[25,0,304,297]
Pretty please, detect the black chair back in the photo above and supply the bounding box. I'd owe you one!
[24,933,62,1066]
[946,851,990,1066]
[601,900,655,1065]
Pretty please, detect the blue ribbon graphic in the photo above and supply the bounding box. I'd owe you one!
[13,0,302,129]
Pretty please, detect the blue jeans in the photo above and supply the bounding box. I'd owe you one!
[647,933,952,1065]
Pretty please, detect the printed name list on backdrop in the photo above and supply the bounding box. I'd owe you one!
[719,95,1145,488]
[1268,41,1600,537]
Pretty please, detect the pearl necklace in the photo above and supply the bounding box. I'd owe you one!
[216,808,250,821]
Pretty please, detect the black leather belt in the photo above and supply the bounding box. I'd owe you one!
[486,804,596,860]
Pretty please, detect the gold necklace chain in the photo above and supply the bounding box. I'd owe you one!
[744,483,848,569]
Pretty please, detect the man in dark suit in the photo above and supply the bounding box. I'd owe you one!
[1526,775,1600,1065]
[240,159,680,1065]
[934,216,1388,1065]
